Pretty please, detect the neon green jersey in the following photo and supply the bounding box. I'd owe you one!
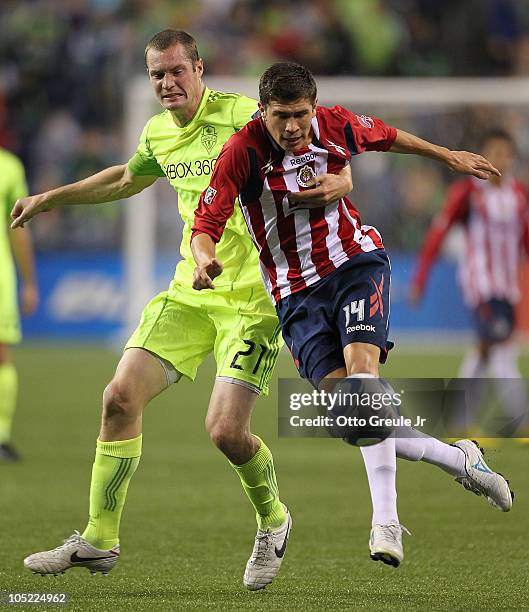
[128,86,262,291]
[0,148,27,271]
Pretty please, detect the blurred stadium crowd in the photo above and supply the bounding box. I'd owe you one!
[1,0,528,251]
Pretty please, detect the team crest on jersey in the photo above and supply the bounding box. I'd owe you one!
[201,125,217,153]
[296,164,316,188]
[204,186,217,205]
[356,114,374,129]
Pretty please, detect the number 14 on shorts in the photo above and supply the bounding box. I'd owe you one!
[343,299,365,326]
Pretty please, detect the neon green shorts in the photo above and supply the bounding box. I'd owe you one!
[0,260,20,345]
[125,280,283,395]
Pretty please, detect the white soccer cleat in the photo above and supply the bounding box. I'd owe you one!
[244,508,292,591]
[24,531,120,576]
[369,523,409,568]
[453,439,514,512]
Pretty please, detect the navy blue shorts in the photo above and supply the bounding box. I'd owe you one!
[276,250,393,387]
[473,299,515,343]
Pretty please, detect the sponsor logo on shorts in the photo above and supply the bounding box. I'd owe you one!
[370,275,384,318]
[346,323,376,334]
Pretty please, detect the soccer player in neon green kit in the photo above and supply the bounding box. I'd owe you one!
[0,148,38,462]
[14,30,351,589]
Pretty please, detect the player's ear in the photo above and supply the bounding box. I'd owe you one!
[195,58,204,78]
[311,99,317,117]
[258,102,266,118]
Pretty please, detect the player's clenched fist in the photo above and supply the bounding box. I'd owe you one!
[192,258,224,290]
[288,164,353,207]
[11,195,50,229]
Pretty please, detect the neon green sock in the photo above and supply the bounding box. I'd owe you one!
[81,435,142,550]
[0,363,17,444]
[231,436,286,530]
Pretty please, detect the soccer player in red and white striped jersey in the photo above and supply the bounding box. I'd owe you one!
[411,130,529,433]
[192,62,512,567]
[195,102,390,303]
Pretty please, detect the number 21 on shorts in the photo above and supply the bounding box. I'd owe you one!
[230,339,267,374]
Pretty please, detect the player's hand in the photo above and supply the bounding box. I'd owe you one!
[20,283,39,316]
[447,151,501,180]
[11,195,51,229]
[288,164,353,207]
[192,258,224,290]
[408,284,423,307]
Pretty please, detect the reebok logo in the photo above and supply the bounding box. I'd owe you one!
[346,324,375,333]
[290,152,317,166]
[370,275,384,318]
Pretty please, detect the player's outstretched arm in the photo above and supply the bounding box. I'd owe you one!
[288,164,353,206]
[10,165,158,228]
[390,129,501,180]
[191,233,224,290]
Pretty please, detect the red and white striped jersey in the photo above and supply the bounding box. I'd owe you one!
[192,106,396,302]
[412,176,529,306]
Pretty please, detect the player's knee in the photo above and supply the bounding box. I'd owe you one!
[206,419,245,454]
[344,342,380,376]
[328,376,397,446]
[102,379,141,421]
[347,355,377,376]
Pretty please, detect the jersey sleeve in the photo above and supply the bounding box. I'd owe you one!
[192,136,250,243]
[5,156,28,222]
[339,107,397,153]
[411,179,472,294]
[231,95,260,131]
[127,119,165,177]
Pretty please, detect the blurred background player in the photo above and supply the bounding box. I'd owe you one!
[12,30,351,590]
[410,130,529,437]
[0,147,39,461]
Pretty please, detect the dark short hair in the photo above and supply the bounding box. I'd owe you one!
[259,62,317,106]
[144,29,200,68]
[480,128,515,151]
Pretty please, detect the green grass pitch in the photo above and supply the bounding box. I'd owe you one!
[1,345,528,610]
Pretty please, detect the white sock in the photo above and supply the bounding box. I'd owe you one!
[458,349,488,378]
[489,342,528,428]
[348,374,399,526]
[361,437,399,526]
[395,427,465,478]
[456,349,489,432]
